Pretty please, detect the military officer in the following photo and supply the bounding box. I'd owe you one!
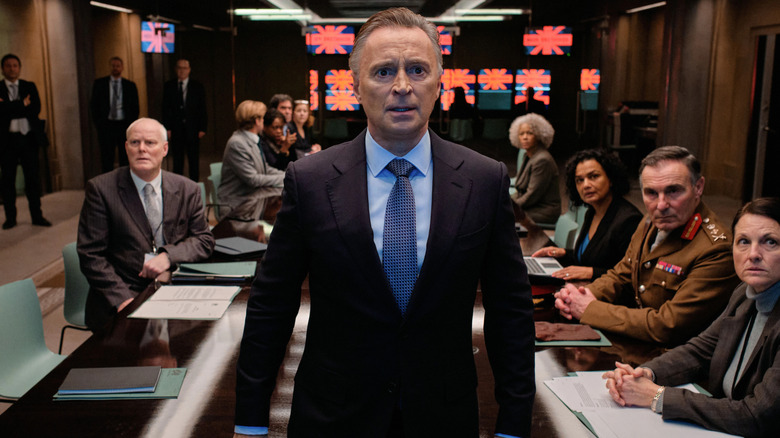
[555,146,739,346]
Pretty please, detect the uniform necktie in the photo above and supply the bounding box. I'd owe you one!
[143,184,164,249]
[383,159,417,315]
[8,83,18,101]
[110,80,119,120]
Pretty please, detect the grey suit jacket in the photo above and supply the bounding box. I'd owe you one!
[235,129,535,437]
[218,129,285,212]
[78,167,214,329]
[643,282,780,437]
[511,148,561,224]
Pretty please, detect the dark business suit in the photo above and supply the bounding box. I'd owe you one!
[0,79,45,222]
[236,130,535,437]
[162,78,207,181]
[90,76,139,172]
[561,197,642,280]
[642,282,780,437]
[77,167,214,330]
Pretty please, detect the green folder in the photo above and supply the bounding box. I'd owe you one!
[172,262,257,282]
[54,368,187,401]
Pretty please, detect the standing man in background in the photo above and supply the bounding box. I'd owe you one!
[234,7,534,438]
[91,56,139,173]
[0,53,50,229]
[162,59,207,182]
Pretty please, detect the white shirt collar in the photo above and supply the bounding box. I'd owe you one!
[365,130,432,178]
[4,79,19,87]
[130,169,163,195]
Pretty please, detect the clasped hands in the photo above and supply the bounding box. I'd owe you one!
[602,361,660,408]
[553,283,596,320]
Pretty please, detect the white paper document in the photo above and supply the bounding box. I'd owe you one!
[129,286,241,320]
[544,371,741,438]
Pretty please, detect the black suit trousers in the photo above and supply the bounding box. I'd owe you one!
[1,132,43,219]
[170,127,199,182]
[97,120,130,172]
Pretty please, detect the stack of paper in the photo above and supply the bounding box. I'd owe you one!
[544,371,740,438]
[129,285,241,320]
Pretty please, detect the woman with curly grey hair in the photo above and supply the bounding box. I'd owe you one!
[509,113,561,224]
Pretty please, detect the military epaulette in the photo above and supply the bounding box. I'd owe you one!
[702,216,729,243]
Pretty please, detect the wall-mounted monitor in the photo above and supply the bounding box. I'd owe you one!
[523,26,572,55]
[324,69,359,111]
[477,69,513,110]
[580,69,600,91]
[515,69,551,106]
[141,22,175,53]
[437,26,452,55]
[440,69,476,111]
[306,25,355,54]
[309,70,319,111]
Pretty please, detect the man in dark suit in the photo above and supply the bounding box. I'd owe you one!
[77,117,214,331]
[234,8,534,438]
[162,59,207,182]
[90,56,140,173]
[0,53,50,229]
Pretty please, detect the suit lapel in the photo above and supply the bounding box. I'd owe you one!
[711,296,754,385]
[407,133,471,318]
[161,171,181,244]
[118,168,154,245]
[326,133,390,299]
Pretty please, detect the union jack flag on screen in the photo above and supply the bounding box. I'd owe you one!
[309,70,319,111]
[580,69,600,91]
[523,26,572,55]
[141,22,175,53]
[440,69,475,111]
[324,70,359,111]
[515,69,551,106]
[437,26,452,55]
[478,69,513,90]
[306,25,355,54]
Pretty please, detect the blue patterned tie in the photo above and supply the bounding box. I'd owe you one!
[383,159,417,315]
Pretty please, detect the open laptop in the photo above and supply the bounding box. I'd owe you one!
[523,256,564,276]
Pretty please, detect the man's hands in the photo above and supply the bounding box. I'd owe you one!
[553,283,596,320]
[139,252,171,279]
[602,362,658,407]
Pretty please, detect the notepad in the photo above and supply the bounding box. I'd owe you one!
[55,368,187,401]
[57,366,161,395]
[214,237,268,256]
[129,285,241,320]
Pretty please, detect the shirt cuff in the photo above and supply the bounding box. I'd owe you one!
[234,425,268,435]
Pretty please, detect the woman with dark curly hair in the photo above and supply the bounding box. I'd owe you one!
[532,149,642,281]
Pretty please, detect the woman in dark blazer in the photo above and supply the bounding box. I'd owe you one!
[287,99,322,159]
[533,149,642,281]
[603,197,780,437]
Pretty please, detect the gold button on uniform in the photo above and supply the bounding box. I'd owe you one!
[661,281,666,287]
[644,261,652,269]
[638,285,646,292]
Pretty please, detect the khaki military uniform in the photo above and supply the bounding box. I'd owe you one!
[580,202,739,345]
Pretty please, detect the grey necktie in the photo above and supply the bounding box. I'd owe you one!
[8,83,17,101]
[143,184,164,249]
[110,80,119,120]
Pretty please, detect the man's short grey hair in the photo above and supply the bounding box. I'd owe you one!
[639,145,701,187]
[349,7,443,76]
[126,118,168,142]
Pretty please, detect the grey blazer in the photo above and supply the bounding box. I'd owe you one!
[218,129,285,212]
[510,148,561,224]
[643,282,780,437]
[78,167,214,329]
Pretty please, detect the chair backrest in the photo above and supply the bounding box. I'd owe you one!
[62,242,89,327]
[0,278,65,398]
[516,148,527,173]
[209,162,222,179]
[197,182,207,210]
[552,212,580,250]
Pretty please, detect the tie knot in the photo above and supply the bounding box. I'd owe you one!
[386,159,415,178]
[143,183,155,196]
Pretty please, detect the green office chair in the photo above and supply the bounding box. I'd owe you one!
[207,162,226,222]
[552,211,581,250]
[508,148,527,196]
[0,278,66,401]
[58,242,91,354]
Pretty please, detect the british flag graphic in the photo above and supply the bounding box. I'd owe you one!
[141,22,175,54]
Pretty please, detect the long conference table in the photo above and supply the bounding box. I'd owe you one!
[0,216,667,437]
